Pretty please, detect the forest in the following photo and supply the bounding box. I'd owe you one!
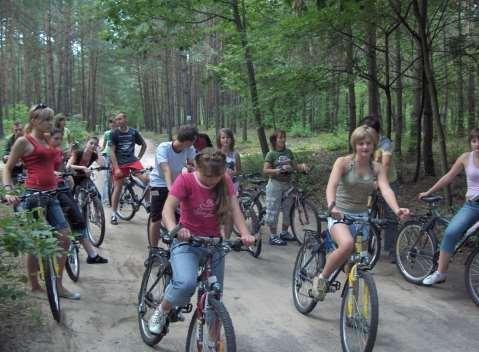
[1,0,478,175]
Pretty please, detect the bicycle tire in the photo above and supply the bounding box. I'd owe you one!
[395,220,437,284]
[292,238,325,314]
[290,198,321,245]
[367,226,381,269]
[117,185,137,221]
[244,208,261,258]
[107,170,113,206]
[65,242,80,282]
[43,257,61,322]
[465,246,479,307]
[138,251,171,346]
[185,296,236,352]
[86,195,106,247]
[340,270,378,352]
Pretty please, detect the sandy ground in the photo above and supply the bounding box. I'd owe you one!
[1,141,479,352]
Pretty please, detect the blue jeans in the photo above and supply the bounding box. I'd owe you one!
[21,190,70,232]
[327,212,370,240]
[101,154,111,203]
[441,200,479,254]
[164,240,225,307]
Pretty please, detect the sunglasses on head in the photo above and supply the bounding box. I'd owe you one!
[33,103,48,111]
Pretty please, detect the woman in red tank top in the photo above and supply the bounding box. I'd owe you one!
[3,104,80,300]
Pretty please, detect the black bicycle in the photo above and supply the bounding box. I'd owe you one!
[138,225,245,349]
[395,195,479,306]
[75,167,107,247]
[115,167,152,221]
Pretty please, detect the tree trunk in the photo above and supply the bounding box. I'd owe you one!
[423,79,435,176]
[231,0,269,156]
[413,0,450,201]
[366,2,381,117]
[394,28,404,164]
[467,65,476,132]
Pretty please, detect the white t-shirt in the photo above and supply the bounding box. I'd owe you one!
[150,142,196,188]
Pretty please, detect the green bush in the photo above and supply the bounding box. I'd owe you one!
[288,121,313,138]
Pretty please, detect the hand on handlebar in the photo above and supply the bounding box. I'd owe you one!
[395,208,410,220]
[330,206,343,220]
[4,194,20,206]
[418,192,429,200]
[240,233,255,247]
[177,227,192,242]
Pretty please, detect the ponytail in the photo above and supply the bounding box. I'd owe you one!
[214,176,231,225]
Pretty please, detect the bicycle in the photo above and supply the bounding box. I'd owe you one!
[395,195,479,306]
[115,167,152,221]
[137,225,246,349]
[74,166,107,247]
[292,214,392,352]
[15,190,64,322]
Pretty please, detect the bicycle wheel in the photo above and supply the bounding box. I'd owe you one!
[244,208,261,258]
[107,170,113,206]
[65,242,80,282]
[465,247,479,307]
[42,257,61,322]
[292,238,326,314]
[138,250,171,346]
[395,220,437,284]
[117,185,137,220]
[290,198,321,245]
[366,226,381,269]
[185,296,236,352]
[86,195,105,247]
[340,270,378,352]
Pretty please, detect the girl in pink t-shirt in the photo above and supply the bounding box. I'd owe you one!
[148,148,255,335]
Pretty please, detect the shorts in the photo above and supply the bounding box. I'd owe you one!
[21,190,70,232]
[57,188,87,239]
[114,160,144,181]
[150,187,169,222]
[327,212,369,240]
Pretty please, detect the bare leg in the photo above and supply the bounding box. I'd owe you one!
[321,223,354,279]
[27,254,42,291]
[111,178,124,213]
[79,238,97,257]
[55,228,71,293]
[437,251,451,273]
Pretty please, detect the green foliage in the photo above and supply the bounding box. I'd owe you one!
[288,121,313,138]
[67,117,90,145]
[3,104,29,128]
[0,185,62,302]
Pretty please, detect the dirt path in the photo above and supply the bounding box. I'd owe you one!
[3,142,479,352]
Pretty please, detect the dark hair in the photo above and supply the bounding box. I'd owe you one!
[13,121,22,127]
[54,113,66,129]
[361,116,381,133]
[469,128,479,142]
[50,128,64,137]
[216,128,235,150]
[108,118,114,124]
[194,148,230,224]
[177,125,199,142]
[269,129,286,150]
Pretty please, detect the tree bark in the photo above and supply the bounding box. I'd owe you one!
[231,0,269,156]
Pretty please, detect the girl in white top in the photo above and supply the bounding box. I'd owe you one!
[419,128,479,285]
[217,128,241,238]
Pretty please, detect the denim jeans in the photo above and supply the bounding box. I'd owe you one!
[164,240,225,307]
[101,154,111,203]
[441,200,479,254]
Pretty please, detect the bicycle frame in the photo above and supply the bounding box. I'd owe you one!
[125,173,150,211]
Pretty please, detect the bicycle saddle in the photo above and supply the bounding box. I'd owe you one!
[249,178,266,185]
[420,195,443,203]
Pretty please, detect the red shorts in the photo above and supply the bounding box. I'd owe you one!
[114,160,144,181]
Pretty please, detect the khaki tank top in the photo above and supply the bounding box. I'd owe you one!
[336,158,377,214]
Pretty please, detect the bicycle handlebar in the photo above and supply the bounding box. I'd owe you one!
[160,224,244,251]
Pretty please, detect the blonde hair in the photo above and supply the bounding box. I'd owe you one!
[350,125,378,155]
[195,148,230,224]
[25,104,54,134]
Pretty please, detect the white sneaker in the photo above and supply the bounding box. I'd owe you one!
[148,308,168,335]
[422,271,447,286]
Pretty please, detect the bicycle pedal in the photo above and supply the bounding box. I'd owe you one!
[328,281,341,292]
